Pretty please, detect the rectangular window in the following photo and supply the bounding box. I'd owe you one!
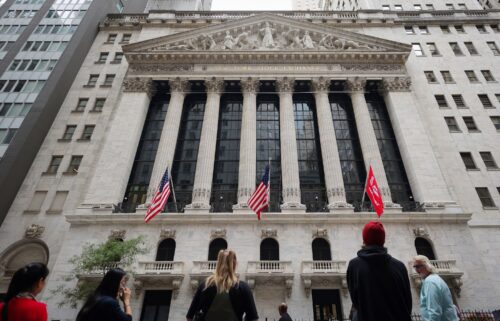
[0,129,17,144]
[86,74,98,87]
[66,155,82,173]
[418,26,429,35]
[487,42,500,55]
[480,152,499,169]
[481,70,496,82]
[449,42,464,56]
[80,125,95,140]
[75,98,88,112]
[455,25,465,33]
[464,42,478,55]
[26,191,47,212]
[463,116,479,131]
[476,25,487,33]
[445,117,460,132]
[491,116,500,130]
[112,52,123,63]
[46,155,63,174]
[435,95,448,108]
[446,3,454,9]
[424,71,437,83]
[425,4,434,10]
[440,70,455,83]
[414,4,422,10]
[440,25,451,34]
[404,26,415,34]
[478,94,493,108]
[491,24,500,33]
[47,191,68,213]
[394,5,403,10]
[93,98,105,112]
[476,187,496,208]
[97,52,108,63]
[62,125,76,140]
[452,95,467,108]
[107,34,117,43]
[465,70,479,83]
[382,5,390,10]
[497,94,500,104]
[427,43,439,56]
[457,3,467,9]
[460,152,477,169]
[102,74,115,86]
[412,43,424,56]
[121,34,131,43]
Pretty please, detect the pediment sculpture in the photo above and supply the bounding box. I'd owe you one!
[151,21,385,52]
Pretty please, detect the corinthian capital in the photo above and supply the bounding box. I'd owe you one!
[382,77,412,92]
[123,77,155,96]
[169,77,190,93]
[205,77,225,93]
[311,77,331,93]
[276,77,295,93]
[346,77,367,92]
[240,77,260,94]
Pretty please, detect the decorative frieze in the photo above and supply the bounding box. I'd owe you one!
[169,78,190,93]
[346,77,366,92]
[130,64,194,73]
[123,77,154,95]
[342,64,404,72]
[160,228,176,239]
[211,228,227,239]
[382,77,412,92]
[25,224,45,239]
[205,77,225,93]
[109,229,126,241]
[261,228,277,238]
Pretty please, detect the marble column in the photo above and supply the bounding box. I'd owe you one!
[185,77,224,213]
[80,77,154,210]
[347,77,399,209]
[381,77,461,213]
[233,78,259,211]
[276,77,306,212]
[312,77,353,212]
[146,78,190,204]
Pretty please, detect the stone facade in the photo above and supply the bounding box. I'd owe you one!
[0,6,500,321]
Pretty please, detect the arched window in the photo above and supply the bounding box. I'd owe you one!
[312,238,331,261]
[156,238,176,261]
[260,238,279,261]
[415,237,436,260]
[208,238,227,260]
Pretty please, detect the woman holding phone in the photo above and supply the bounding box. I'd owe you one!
[76,268,132,321]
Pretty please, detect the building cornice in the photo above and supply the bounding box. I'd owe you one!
[66,212,472,225]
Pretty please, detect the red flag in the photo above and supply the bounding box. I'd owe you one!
[366,165,384,217]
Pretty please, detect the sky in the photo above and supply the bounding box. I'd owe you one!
[211,0,292,11]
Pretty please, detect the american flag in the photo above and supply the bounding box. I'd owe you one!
[145,167,170,223]
[247,165,270,220]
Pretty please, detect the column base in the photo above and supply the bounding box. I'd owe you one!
[383,202,403,213]
[328,202,354,214]
[232,203,253,214]
[280,202,307,213]
[184,202,210,214]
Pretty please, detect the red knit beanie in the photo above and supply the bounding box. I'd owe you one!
[362,221,385,246]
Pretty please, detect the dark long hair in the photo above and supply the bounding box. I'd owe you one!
[1,262,49,321]
[76,268,126,321]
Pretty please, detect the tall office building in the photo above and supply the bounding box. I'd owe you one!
[1,1,500,320]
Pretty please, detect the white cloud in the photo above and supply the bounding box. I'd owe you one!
[211,0,292,11]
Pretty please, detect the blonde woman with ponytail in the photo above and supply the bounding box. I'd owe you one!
[187,249,259,321]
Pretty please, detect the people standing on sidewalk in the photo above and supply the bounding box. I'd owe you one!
[278,303,292,321]
[347,221,412,321]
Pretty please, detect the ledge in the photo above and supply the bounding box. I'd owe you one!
[66,212,472,225]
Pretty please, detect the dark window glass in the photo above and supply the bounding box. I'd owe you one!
[139,290,172,321]
[476,187,496,207]
[256,94,281,212]
[156,238,175,261]
[123,82,170,212]
[366,93,413,205]
[294,93,327,212]
[460,152,477,170]
[415,237,436,260]
[312,238,331,261]
[170,92,206,212]
[211,94,242,213]
[260,238,279,261]
[208,238,227,260]
[330,94,366,204]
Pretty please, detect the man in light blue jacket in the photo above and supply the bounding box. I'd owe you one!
[413,255,459,321]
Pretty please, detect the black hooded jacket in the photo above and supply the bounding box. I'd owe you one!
[347,246,412,321]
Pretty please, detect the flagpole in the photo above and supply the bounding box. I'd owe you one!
[267,157,271,213]
[361,161,371,207]
[168,165,179,213]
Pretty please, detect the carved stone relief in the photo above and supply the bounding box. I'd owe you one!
[276,77,295,92]
[313,228,328,239]
[413,227,429,238]
[261,228,277,238]
[130,64,194,73]
[25,224,45,239]
[311,77,330,93]
[109,229,126,241]
[240,77,260,93]
[346,77,367,92]
[160,228,176,239]
[211,228,227,239]
[205,77,225,93]
[382,77,412,92]
[169,78,190,93]
[123,77,154,94]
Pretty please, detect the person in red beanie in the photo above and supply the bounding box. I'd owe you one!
[346,221,412,321]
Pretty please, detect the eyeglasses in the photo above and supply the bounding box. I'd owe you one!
[413,264,425,269]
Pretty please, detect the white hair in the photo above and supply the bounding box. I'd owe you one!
[413,255,437,274]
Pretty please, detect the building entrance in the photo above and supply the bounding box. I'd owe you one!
[312,289,343,321]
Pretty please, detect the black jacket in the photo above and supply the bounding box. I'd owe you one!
[279,312,293,321]
[186,280,259,321]
[77,295,131,321]
[347,246,412,321]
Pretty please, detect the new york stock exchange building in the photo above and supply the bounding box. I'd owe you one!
[1,4,500,321]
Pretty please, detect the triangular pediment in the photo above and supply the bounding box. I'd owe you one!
[125,13,409,53]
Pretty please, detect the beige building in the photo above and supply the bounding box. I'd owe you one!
[1,3,500,321]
